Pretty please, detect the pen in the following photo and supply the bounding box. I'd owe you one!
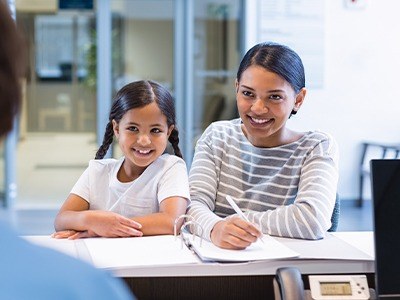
[225,195,264,243]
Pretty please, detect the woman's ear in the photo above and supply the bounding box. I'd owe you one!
[293,88,307,113]
[234,79,239,93]
[112,120,119,138]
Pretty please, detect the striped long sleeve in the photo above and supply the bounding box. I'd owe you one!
[187,119,339,241]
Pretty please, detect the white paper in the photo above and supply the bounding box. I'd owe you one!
[83,235,199,269]
[332,231,374,258]
[273,233,373,260]
[185,233,299,262]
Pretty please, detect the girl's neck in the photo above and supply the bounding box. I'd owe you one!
[117,160,146,183]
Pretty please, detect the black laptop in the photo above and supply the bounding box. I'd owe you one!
[370,159,400,298]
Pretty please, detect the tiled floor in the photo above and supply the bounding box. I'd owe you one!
[0,200,373,236]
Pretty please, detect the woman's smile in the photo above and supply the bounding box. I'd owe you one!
[247,115,273,127]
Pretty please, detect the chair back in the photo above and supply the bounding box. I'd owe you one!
[328,194,340,232]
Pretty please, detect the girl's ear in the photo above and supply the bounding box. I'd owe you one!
[112,120,119,138]
[167,124,174,138]
[235,79,239,93]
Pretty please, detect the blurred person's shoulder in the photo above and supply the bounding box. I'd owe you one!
[0,221,134,300]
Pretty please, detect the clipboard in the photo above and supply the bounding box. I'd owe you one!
[175,215,299,262]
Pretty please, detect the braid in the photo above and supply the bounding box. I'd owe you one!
[168,128,183,159]
[95,122,115,159]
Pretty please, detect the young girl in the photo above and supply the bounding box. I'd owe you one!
[53,80,189,239]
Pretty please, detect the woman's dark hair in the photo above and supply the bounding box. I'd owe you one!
[0,2,25,137]
[95,80,182,159]
[237,42,305,95]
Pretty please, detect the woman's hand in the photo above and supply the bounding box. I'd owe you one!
[210,216,262,249]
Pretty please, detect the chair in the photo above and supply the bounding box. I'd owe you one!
[328,193,340,232]
[358,142,400,207]
[202,94,226,130]
[77,100,95,131]
[38,93,72,131]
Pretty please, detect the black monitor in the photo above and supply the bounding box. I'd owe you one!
[370,159,400,298]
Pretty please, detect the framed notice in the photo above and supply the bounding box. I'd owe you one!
[255,0,325,88]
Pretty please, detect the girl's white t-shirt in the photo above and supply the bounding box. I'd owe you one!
[70,154,190,218]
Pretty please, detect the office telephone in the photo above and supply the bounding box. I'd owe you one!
[273,267,376,300]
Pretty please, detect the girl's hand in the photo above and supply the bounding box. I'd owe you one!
[85,210,143,238]
[52,230,98,240]
[66,229,98,240]
[210,216,261,250]
[52,230,78,239]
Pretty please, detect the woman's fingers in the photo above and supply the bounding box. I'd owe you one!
[211,217,261,249]
[229,217,262,242]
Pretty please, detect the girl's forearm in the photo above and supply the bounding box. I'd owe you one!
[131,212,180,236]
[54,210,91,232]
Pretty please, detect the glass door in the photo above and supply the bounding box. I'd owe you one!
[2,0,243,208]
[109,0,175,158]
[12,7,97,208]
[186,0,243,165]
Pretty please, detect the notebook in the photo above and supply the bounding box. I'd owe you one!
[370,159,400,298]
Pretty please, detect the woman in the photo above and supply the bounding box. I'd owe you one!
[188,42,339,249]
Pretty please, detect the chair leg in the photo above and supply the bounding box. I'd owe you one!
[358,174,364,207]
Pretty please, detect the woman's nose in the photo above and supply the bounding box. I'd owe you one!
[137,134,151,146]
[251,98,267,113]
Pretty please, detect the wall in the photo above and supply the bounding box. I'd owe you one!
[122,20,173,90]
[247,0,400,201]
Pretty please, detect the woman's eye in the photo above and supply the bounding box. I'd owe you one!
[242,91,253,97]
[151,128,161,133]
[269,94,282,100]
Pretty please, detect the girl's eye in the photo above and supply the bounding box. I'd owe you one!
[151,128,161,133]
[128,126,138,132]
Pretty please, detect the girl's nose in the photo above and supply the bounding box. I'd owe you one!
[137,134,151,146]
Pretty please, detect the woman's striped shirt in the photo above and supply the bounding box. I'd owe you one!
[187,118,339,241]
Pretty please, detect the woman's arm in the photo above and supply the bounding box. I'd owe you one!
[53,193,142,238]
[187,124,261,249]
[246,153,339,240]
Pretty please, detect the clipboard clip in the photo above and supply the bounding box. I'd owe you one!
[179,220,204,249]
[173,215,204,249]
[173,214,194,239]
